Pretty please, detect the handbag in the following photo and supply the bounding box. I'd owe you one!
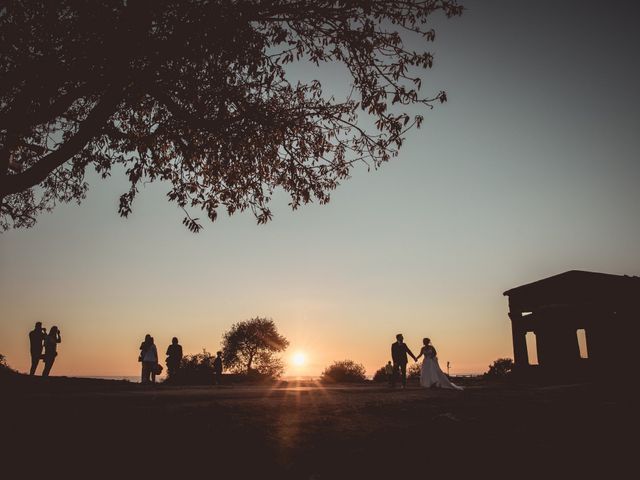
[154,363,163,375]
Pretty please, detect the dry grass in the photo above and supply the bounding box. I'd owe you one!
[1,376,632,478]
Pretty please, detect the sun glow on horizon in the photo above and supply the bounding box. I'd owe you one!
[291,352,306,367]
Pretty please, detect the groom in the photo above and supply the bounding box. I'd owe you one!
[391,333,417,388]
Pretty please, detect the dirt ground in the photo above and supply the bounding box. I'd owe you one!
[1,376,633,479]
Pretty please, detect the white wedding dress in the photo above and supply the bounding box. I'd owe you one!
[419,346,463,390]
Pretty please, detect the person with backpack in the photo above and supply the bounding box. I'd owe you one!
[139,334,159,384]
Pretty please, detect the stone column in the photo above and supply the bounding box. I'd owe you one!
[509,311,529,367]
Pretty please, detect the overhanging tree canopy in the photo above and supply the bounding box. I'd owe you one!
[0,0,463,231]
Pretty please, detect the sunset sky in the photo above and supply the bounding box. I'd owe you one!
[1,0,639,378]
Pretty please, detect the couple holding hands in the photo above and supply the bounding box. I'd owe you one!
[391,334,463,390]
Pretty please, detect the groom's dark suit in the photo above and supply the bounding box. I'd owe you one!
[391,341,416,387]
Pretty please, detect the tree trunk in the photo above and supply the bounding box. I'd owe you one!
[247,353,253,374]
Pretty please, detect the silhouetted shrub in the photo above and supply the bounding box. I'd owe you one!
[373,364,421,382]
[165,350,215,385]
[166,349,280,385]
[484,358,514,378]
[320,360,367,383]
[372,366,388,382]
[0,354,17,376]
[408,363,421,380]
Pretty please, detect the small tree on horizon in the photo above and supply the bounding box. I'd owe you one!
[221,317,289,377]
[485,358,514,378]
[320,360,367,383]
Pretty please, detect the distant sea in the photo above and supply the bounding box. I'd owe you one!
[80,375,321,384]
[80,374,477,384]
[80,376,144,383]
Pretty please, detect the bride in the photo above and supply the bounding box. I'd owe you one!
[416,338,463,390]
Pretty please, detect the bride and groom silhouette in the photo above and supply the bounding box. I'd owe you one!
[391,334,463,390]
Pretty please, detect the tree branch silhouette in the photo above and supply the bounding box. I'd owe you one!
[0,0,462,230]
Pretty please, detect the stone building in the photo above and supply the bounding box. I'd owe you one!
[504,270,639,379]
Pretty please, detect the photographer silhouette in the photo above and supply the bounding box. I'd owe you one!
[28,322,47,375]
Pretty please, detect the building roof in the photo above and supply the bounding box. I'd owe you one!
[503,270,640,310]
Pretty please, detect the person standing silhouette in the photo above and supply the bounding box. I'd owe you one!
[42,326,61,377]
[165,337,183,380]
[391,334,417,388]
[384,360,394,387]
[140,334,158,384]
[29,322,47,375]
[213,351,223,385]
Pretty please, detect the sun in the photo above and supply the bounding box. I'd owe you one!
[292,352,306,367]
